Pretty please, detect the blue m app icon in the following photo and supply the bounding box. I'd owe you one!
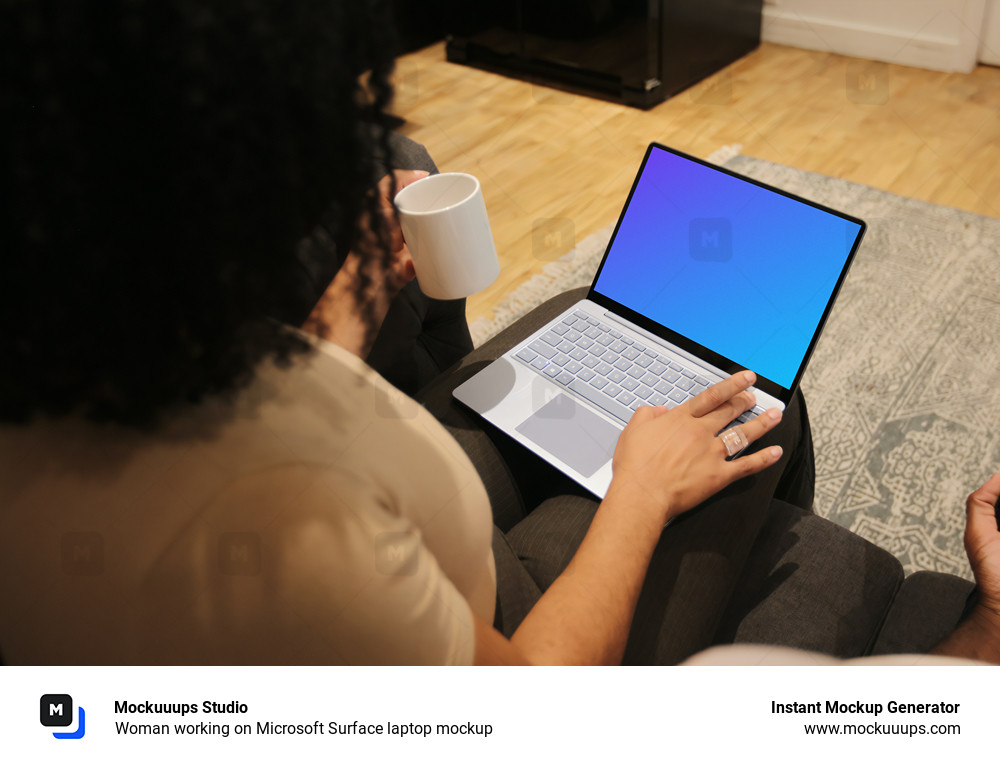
[40,694,86,739]
[689,217,733,261]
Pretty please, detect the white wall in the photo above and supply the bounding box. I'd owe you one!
[761,0,989,72]
[980,0,1000,65]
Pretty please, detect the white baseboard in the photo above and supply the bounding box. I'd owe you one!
[762,6,979,73]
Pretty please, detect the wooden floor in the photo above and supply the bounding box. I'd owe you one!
[391,42,1000,325]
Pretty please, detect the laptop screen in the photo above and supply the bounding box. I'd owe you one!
[591,144,864,393]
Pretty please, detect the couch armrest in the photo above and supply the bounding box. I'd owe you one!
[714,501,904,657]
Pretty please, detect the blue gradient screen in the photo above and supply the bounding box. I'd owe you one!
[593,147,862,389]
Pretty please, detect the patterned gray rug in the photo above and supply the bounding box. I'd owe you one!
[471,154,1000,579]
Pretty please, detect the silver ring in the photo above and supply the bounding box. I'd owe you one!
[719,426,749,457]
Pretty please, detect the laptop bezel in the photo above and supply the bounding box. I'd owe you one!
[586,142,867,403]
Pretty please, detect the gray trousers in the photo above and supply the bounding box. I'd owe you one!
[417,287,816,664]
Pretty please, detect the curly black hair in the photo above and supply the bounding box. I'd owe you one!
[0,0,398,426]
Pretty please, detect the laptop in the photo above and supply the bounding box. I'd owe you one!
[454,143,866,497]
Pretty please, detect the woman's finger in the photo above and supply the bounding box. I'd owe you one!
[686,371,756,419]
[715,408,782,458]
[726,443,784,481]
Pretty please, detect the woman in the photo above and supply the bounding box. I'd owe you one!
[2,0,812,664]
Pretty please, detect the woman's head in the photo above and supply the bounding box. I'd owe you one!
[1,0,397,426]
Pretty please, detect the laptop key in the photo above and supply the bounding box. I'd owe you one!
[575,320,592,332]
[542,331,561,346]
[620,378,638,392]
[516,348,537,363]
[556,371,574,386]
[585,315,599,325]
[568,348,587,361]
[635,354,654,368]
[668,389,687,403]
[622,347,639,361]
[564,360,583,374]
[605,383,623,397]
[640,372,658,387]
[648,393,668,407]
[596,361,614,376]
[578,368,595,382]
[663,370,681,383]
[531,357,548,371]
[609,340,627,353]
[552,354,571,367]
[613,358,631,371]
[598,323,611,332]
[633,343,646,353]
[582,355,600,368]
[694,375,711,387]
[564,329,582,342]
[556,340,574,354]
[676,378,694,391]
[653,381,672,395]
[552,323,570,336]
[668,361,683,372]
[543,364,560,378]
[635,385,654,399]
[621,337,634,346]
[627,364,645,378]
[609,329,622,339]
[568,378,633,423]
[649,361,668,376]
[590,376,609,390]
[529,340,556,359]
[597,334,615,347]
[584,326,602,339]
[617,391,636,405]
[607,369,626,383]
[577,337,594,349]
[573,310,588,320]
[680,368,696,379]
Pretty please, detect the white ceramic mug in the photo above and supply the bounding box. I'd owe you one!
[394,172,501,300]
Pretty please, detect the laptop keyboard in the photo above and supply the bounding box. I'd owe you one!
[515,310,761,426]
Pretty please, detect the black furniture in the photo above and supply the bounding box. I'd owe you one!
[444,0,764,109]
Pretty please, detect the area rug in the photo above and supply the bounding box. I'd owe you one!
[471,148,1000,578]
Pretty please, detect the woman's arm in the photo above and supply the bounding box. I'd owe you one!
[473,372,785,665]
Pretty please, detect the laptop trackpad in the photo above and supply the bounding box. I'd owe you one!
[515,395,621,478]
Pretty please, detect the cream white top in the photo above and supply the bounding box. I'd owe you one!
[684,645,983,666]
[0,337,495,664]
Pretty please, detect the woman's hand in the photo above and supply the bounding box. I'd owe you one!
[932,473,1000,662]
[606,371,784,528]
[302,169,427,356]
[963,473,1000,617]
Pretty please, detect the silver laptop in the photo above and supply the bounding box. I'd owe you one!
[454,143,866,497]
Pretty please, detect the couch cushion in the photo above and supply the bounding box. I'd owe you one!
[714,501,904,657]
[869,571,975,655]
